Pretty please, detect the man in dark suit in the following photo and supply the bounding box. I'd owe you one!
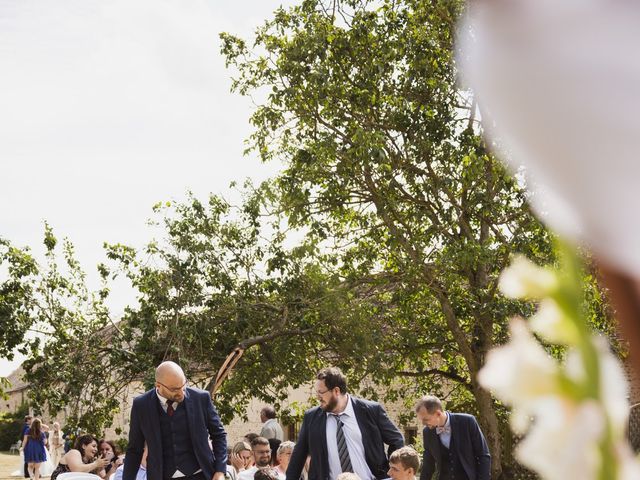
[124,361,228,480]
[286,367,404,480]
[416,396,490,480]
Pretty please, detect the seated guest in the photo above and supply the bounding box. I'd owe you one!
[98,439,123,479]
[50,434,109,480]
[255,468,280,480]
[113,445,147,480]
[238,437,272,480]
[229,441,253,476]
[274,441,295,480]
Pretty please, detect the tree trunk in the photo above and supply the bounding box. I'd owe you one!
[472,381,503,479]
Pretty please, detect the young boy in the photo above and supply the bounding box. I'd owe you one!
[387,446,420,480]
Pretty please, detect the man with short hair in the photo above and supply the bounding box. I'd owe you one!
[124,361,228,480]
[415,396,490,480]
[388,446,420,480]
[238,437,272,480]
[260,406,284,441]
[286,367,404,480]
[21,416,32,478]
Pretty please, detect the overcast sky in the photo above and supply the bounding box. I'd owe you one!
[0,0,296,376]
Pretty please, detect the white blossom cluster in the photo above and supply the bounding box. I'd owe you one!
[480,255,640,480]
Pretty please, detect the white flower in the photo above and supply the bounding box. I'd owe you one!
[458,0,640,277]
[596,338,630,435]
[509,407,533,436]
[563,338,630,436]
[516,399,605,480]
[617,443,640,479]
[498,256,558,299]
[529,298,577,344]
[479,318,559,406]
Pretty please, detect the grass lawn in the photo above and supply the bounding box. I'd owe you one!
[0,451,22,479]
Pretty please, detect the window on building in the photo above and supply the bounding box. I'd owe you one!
[404,426,418,446]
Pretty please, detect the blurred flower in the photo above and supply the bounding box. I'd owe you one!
[529,299,577,344]
[478,319,559,406]
[458,0,640,277]
[516,399,604,480]
[498,255,558,299]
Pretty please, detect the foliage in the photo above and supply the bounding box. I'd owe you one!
[0,239,38,397]
[0,403,28,451]
[101,190,357,422]
[0,2,620,476]
[481,246,639,480]
[219,0,614,476]
[7,224,123,435]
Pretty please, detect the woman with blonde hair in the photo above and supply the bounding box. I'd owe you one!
[49,422,65,467]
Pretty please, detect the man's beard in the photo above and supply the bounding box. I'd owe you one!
[320,395,338,412]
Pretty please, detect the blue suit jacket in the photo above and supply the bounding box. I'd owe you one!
[286,396,404,480]
[123,387,227,480]
[420,413,491,480]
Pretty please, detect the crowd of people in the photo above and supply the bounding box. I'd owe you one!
[18,416,123,479]
[17,363,490,480]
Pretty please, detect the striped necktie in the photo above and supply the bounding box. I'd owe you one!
[331,414,353,473]
[166,399,175,416]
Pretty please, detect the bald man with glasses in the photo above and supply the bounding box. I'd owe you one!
[124,361,228,480]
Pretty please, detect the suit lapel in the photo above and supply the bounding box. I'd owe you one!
[429,428,441,460]
[148,390,163,457]
[351,398,372,464]
[183,388,196,448]
[447,412,457,451]
[315,408,329,475]
[351,397,366,436]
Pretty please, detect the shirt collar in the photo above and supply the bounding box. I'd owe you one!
[443,412,450,429]
[156,388,176,407]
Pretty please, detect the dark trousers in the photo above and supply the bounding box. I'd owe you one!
[23,462,29,478]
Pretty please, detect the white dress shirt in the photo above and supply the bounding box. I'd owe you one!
[326,395,375,480]
[438,413,451,449]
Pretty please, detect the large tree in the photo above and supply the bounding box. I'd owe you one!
[220,0,555,475]
[2,2,618,476]
[0,238,38,397]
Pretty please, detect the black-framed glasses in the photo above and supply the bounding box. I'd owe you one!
[157,380,187,393]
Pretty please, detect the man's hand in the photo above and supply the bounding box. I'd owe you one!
[212,471,226,480]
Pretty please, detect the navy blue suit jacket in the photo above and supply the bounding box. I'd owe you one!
[286,397,404,480]
[124,387,227,480]
[420,413,491,480]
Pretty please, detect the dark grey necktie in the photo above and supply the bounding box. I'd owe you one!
[331,414,353,473]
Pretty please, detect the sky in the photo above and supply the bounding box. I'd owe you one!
[0,0,296,376]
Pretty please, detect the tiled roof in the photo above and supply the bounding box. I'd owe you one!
[5,365,29,393]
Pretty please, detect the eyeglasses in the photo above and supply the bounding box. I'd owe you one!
[316,389,331,397]
[157,380,187,393]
